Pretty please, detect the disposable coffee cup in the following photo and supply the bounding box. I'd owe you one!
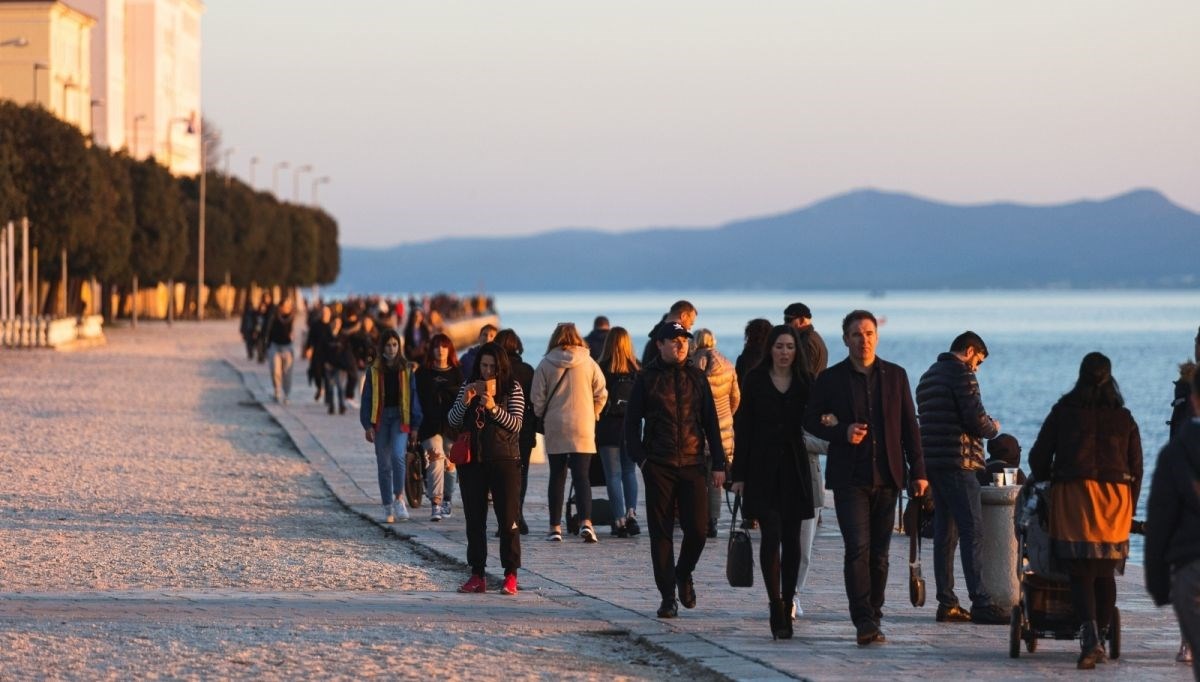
[1004,468,1018,486]
[992,472,1006,487]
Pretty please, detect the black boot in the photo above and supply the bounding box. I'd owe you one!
[769,600,791,640]
[1077,621,1104,670]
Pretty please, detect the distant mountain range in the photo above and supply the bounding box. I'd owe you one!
[335,189,1199,292]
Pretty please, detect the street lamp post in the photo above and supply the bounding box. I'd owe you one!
[272,161,290,196]
[198,129,207,321]
[0,37,29,48]
[311,176,330,206]
[223,147,235,188]
[32,62,48,105]
[89,98,103,146]
[167,114,195,173]
[292,164,313,203]
[249,156,260,189]
[131,113,146,157]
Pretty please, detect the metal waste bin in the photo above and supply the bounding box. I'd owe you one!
[980,485,1020,609]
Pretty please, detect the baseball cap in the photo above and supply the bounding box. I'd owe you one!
[654,321,693,342]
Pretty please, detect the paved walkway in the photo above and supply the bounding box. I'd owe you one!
[232,346,1192,681]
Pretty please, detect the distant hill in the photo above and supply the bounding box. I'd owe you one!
[335,189,1199,292]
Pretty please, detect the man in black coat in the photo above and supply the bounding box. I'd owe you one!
[625,321,726,620]
[804,310,928,646]
[915,331,1007,625]
[1146,367,1200,674]
[784,301,828,377]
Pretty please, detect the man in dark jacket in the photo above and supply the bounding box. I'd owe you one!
[625,321,726,619]
[1146,368,1200,675]
[916,331,1007,625]
[784,302,828,376]
[585,316,610,360]
[804,310,928,646]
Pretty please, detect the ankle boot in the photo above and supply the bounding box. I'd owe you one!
[1077,621,1104,670]
[769,600,790,640]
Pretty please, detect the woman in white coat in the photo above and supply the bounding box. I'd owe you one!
[532,323,608,543]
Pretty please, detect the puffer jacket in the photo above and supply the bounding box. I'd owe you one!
[624,355,726,470]
[916,352,998,471]
[531,345,607,455]
[694,347,740,459]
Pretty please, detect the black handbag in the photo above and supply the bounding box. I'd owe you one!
[726,493,754,588]
[909,494,927,607]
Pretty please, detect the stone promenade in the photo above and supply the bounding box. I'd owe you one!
[231,325,1192,681]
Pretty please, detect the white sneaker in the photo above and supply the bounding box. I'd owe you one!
[394,499,409,521]
[430,503,443,522]
[792,598,802,619]
[345,398,358,409]
[383,504,395,524]
[441,501,452,518]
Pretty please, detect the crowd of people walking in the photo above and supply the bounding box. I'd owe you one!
[241,293,1199,674]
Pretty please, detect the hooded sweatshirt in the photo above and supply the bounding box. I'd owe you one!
[531,346,608,455]
[1145,418,1200,606]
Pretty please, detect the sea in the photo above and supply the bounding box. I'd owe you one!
[487,289,1200,565]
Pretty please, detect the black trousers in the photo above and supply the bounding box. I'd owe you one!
[459,458,522,575]
[643,461,710,601]
[758,511,803,603]
[833,485,899,627]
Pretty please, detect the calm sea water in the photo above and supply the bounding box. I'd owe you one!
[491,289,1199,564]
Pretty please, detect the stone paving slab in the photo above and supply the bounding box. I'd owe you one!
[230,347,1193,681]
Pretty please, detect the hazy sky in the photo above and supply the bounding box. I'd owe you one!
[202,1,1200,247]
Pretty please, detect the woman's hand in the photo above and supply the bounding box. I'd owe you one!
[729,481,744,495]
[482,393,497,411]
[364,429,375,443]
[462,386,478,405]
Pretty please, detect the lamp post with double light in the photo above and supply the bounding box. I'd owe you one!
[249,156,260,189]
[311,176,330,206]
[292,164,313,203]
[272,161,289,196]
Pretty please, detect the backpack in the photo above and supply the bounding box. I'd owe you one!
[603,371,636,419]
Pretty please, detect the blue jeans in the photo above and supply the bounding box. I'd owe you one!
[597,445,638,518]
[373,407,408,506]
[927,468,992,609]
[833,485,898,627]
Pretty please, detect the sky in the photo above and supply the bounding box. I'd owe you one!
[201,1,1200,248]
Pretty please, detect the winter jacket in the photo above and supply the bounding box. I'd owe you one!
[731,367,814,519]
[694,347,740,459]
[624,355,726,470]
[916,352,999,471]
[1145,419,1200,606]
[804,357,927,491]
[797,326,828,376]
[1170,362,1197,438]
[1028,400,1143,502]
[359,360,423,434]
[597,369,637,448]
[531,346,607,455]
[415,365,463,441]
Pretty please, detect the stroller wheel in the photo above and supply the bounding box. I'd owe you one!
[1009,606,1022,659]
[1107,606,1121,660]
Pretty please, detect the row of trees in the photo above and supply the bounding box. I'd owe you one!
[0,101,339,317]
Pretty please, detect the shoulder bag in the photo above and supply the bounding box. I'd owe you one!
[448,404,485,465]
[726,493,754,588]
[533,368,570,435]
[909,493,927,607]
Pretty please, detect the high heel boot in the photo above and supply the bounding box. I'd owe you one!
[1077,621,1104,670]
[769,600,791,640]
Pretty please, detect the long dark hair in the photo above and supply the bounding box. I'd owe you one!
[376,328,406,369]
[755,325,812,387]
[1062,351,1124,409]
[426,333,459,368]
[469,342,513,397]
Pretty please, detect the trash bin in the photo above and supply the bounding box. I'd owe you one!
[980,484,1020,609]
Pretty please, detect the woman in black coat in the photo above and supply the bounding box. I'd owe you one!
[730,325,814,640]
[1029,352,1142,670]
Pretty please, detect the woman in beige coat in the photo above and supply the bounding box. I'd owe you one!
[694,329,741,537]
[532,323,608,543]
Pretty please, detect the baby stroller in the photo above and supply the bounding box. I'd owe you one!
[1008,480,1120,659]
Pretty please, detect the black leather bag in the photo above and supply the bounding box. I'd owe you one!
[909,494,927,607]
[726,494,754,588]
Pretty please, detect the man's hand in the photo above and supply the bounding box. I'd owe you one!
[364,429,375,444]
[711,470,726,489]
[912,478,929,497]
[848,423,868,445]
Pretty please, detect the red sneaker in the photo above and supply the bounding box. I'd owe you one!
[458,574,486,593]
[501,572,518,596]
